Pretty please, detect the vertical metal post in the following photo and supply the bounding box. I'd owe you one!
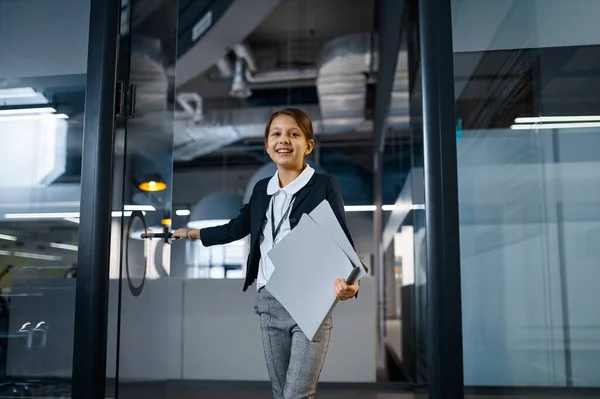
[373,149,386,369]
[372,0,406,372]
[72,0,120,397]
[419,0,464,396]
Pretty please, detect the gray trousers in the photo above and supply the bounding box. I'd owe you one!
[254,287,332,399]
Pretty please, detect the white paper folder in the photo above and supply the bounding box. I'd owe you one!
[265,200,367,341]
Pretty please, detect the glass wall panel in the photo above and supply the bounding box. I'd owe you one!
[452,0,600,391]
[0,0,91,397]
[379,0,428,386]
[377,0,430,386]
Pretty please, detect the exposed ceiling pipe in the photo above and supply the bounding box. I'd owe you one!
[216,56,234,78]
[245,67,317,84]
[232,42,317,84]
[233,43,258,73]
[176,92,203,123]
[230,57,252,99]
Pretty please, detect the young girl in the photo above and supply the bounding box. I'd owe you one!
[171,108,359,398]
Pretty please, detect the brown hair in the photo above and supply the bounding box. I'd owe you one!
[264,108,315,142]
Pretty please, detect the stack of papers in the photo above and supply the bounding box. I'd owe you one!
[265,199,367,341]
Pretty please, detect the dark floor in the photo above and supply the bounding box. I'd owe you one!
[114,385,417,399]
[5,380,598,398]
[106,382,600,399]
[107,381,414,399]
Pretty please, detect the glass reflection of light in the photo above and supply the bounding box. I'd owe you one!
[0,250,62,261]
[0,117,67,187]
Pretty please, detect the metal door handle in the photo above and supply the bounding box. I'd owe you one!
[141,232,172,239]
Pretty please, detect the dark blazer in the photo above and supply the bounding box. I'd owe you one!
[200,172,355,292]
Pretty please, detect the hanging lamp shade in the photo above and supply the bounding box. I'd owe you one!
[187,192,242,229]
[243,163,326,204]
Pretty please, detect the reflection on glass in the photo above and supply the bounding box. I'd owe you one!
[0,0,91,396]
[184,193,245,279]
[379,1,428,385]
[106,0,177,396]
[186,239,245,279]
[452,0,600,391]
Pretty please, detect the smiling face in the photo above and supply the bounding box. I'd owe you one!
[265,113,314,170]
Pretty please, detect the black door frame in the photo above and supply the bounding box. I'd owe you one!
[72,0,121,398]
[417,0,465,397]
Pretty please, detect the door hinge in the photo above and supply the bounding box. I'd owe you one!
[115,81,125,117]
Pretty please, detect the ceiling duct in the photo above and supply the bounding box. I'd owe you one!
[317,32,375,133]
[172,33,410,162]
[129,35,170,115]
[316,32,409,133]
[222,35,408,129]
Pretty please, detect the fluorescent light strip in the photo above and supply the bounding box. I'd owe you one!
[12,251,62,261]
[178,205,424,214]
[0,233,17,241]
[514,115,600,124]
[124,205,155,211]
[8,206,428,219]
[50,242,78,251]
[0,201,80,208]
[511,122,600,130]
[345,205,377,212]
[0,250,62,261]
[6,211,135,219]
[0,107,56,115]
[0,113,69,122]
[345,204,426,212]
[382,204,426,211]
[0,87,39,99]
[5,212,80,219]
[112,211,134,217]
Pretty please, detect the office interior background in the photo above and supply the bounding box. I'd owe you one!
[0,0,599,398]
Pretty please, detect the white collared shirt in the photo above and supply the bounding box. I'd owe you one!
[257,164,315,289]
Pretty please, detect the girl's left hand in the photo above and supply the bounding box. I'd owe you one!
[334,278,359,301]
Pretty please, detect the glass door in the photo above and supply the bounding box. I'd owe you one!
[0,0,93,398]
[107,0,179,397]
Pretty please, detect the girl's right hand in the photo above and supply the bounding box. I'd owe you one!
[171,228,200,241]
[171,228,190,240]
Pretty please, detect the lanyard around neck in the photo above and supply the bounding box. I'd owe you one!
[270,194,295,246]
